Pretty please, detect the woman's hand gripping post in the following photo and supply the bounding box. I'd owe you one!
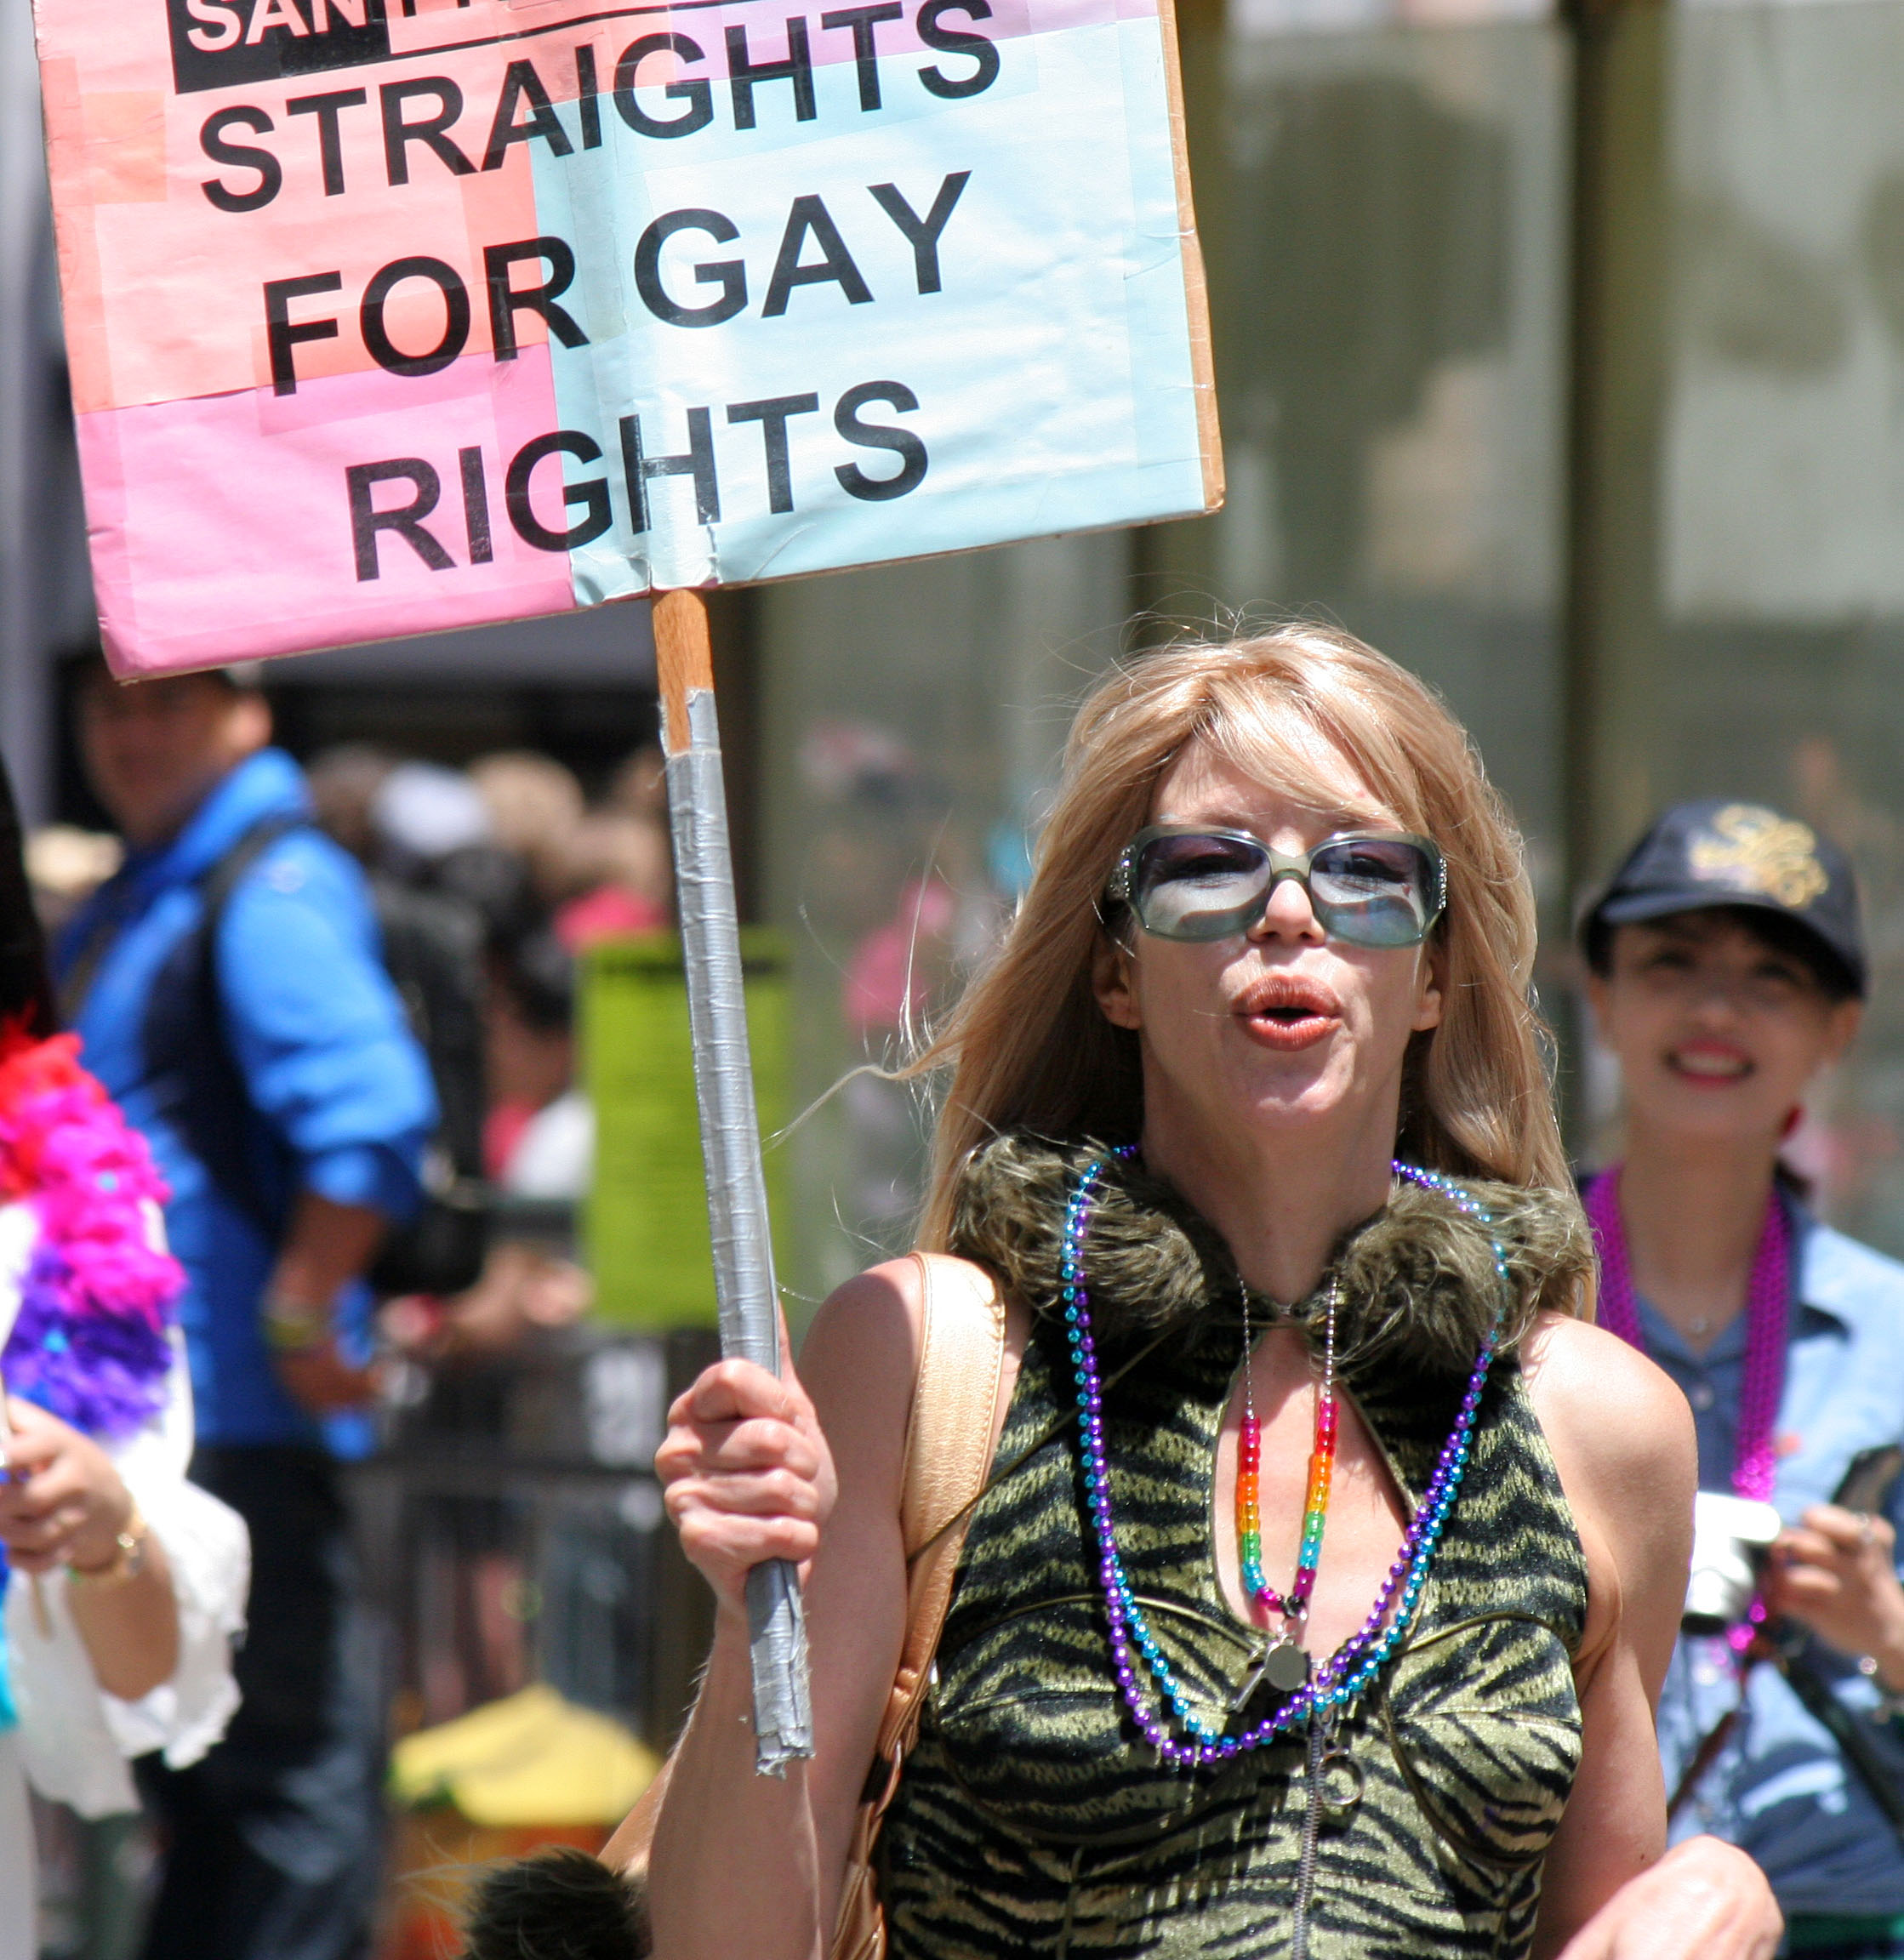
[657,1348,838,1622]
[643,1268,920,1960]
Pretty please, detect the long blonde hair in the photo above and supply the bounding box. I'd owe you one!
[909,624,1575,1248]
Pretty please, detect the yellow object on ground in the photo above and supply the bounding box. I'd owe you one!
[390,1684,660,1827]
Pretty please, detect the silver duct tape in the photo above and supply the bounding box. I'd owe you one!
[746,1558,814,1772]
[665,687,814,1773]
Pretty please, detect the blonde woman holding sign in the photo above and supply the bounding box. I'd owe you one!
[641,630,1778,1960]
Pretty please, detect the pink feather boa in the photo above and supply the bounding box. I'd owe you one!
[0,1028,182,1439]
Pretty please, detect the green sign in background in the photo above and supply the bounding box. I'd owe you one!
[583,932,790,1330]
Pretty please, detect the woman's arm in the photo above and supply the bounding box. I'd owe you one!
[646,1259,926,1960]
[1520,1314,1702,1956]
[0,1398,179,1700]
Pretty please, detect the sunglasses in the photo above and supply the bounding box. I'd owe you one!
[1105,827,1447,948]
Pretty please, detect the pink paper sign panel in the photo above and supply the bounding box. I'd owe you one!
[33,0,1222,675]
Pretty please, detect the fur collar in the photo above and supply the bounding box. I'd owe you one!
[945,1132,1593,1377]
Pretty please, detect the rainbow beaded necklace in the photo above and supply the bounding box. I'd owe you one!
[1237,1276,1339,1633]
[1060,1151,1508,1769]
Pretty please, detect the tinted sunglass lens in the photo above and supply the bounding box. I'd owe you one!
[1308,840,1436,944]
[1121,831,1441,944]
[1132,834,1271,938]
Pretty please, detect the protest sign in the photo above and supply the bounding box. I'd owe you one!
[32,0,1221,676]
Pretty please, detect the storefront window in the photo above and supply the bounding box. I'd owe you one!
[1163,3,1571,917]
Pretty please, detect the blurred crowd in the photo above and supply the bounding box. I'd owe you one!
[35,732,676,1365]
[0,669,693,1960]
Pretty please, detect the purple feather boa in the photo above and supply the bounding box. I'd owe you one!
[0,1031,182,1440]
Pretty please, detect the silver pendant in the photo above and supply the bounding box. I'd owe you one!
[1232,1632,1312,1713]
[1263,1638,1311,1693]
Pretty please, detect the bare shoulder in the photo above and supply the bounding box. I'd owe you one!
[1521,1311,1696,1571]
[1522,1313,1694,1497]
[796,1253,1024,1508]
[799,1257,927,1378]
[796,1259,927,1468]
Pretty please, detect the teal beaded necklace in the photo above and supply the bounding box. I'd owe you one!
[1059,1153,1510,1768]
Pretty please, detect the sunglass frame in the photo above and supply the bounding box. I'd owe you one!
[1104,825,1448,947]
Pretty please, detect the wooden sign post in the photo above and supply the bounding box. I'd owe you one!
[653,589,811,1769]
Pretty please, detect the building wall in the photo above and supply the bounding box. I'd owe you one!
[756,534,1131,1311]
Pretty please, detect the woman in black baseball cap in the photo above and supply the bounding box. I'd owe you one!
[1582,801,1904,1960]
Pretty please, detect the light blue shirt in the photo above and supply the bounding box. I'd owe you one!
[1647,1198,1904,1916]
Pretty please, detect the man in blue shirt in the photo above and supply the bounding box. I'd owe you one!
[57,660,436,1960]
[1582,801,1904,1958]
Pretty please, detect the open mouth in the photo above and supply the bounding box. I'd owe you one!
[1667,1043,1753,1084]
[1234,973,1343,1051]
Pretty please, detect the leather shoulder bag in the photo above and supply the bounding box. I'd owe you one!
[613,1250,1006,1960]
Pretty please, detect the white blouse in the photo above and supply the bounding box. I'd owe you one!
[0,1201,249,1819]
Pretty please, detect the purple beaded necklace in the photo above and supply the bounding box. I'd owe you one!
[1582,1168,1787,1505]
[1060,1151,1508,1769]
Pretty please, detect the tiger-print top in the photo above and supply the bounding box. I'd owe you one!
[879,1218,1589,1959]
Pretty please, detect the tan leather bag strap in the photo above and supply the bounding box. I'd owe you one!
[874,1251,1006,1769]
[827,1251,1005,1960]
[613,1254,1006,1955]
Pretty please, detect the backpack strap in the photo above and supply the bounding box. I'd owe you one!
[102,812,312,1244]
[895,1252,1005,1704]
[55,810,305,1025]
[829,1251,1005,1960]
[181,812,313,1234]
[199,812,311,926]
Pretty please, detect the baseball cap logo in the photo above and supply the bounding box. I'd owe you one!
[1688,805,1829,909]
